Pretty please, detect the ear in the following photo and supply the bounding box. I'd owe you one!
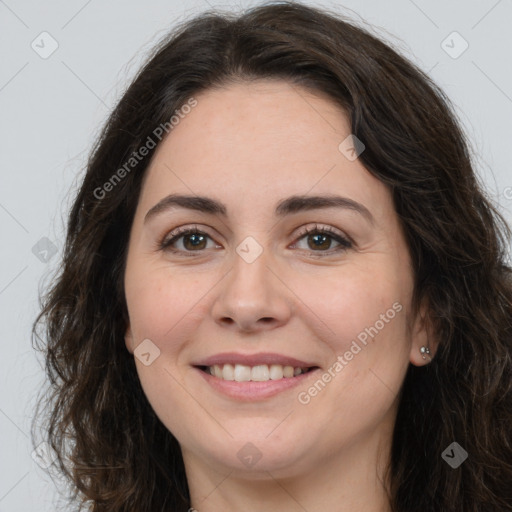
[409,298,439,366]
[124,324,134,354]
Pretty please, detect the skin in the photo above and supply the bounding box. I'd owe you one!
[123,80,437,512]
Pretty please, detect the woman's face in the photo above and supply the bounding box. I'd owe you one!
[123,80,430,479]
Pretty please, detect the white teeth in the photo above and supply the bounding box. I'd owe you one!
[222,363,235,381]
[234,364,251,382]
[269,364,284,380]
[251,365,270,381]
[205,363,311,381]
[283,365,294,378]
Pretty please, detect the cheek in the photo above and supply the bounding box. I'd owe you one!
[293,262,407,352]
[125,266,204,437]
[125,263,204,344]
[290,262,411,412]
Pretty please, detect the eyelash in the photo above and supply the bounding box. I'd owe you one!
[158,223,353,257]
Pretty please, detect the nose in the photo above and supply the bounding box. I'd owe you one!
[210,247,292,334]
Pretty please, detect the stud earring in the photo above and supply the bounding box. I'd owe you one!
[420,346,431,360]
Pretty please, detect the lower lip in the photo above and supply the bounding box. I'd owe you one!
[194,367,320,401]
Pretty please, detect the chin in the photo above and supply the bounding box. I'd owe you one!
[186,424,320,476]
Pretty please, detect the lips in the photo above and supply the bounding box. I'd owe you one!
[192,352,320,388]
[192,352,318,368]
[194,363,321,400]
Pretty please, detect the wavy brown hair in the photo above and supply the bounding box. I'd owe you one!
[31,2,512,510]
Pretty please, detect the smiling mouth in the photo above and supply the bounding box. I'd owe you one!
[196,363,319,382]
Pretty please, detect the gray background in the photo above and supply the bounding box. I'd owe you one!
[1,0,511,510]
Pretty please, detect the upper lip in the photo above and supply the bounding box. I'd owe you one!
[193,352,319,368]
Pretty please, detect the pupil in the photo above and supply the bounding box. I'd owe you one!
[310,234,329,250]
[186,234,205,249]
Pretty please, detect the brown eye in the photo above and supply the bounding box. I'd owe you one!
[292,224,352,254]
[159,224,352,257]
[160,228,216,254]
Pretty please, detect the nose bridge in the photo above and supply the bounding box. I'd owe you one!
[211,235,292,331]
[231,239,272,298]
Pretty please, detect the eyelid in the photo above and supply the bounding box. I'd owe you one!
[292,223,353,246]
[159,224,219,250]
[159,223,353,256]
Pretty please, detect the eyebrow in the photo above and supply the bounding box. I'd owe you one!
[144,193,374,224]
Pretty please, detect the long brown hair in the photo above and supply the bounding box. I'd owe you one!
[31,2,512,510]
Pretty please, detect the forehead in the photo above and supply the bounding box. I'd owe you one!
[161,79,350,162]
[138,80,392,219]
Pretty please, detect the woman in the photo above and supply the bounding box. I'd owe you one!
[31,2,512,511]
